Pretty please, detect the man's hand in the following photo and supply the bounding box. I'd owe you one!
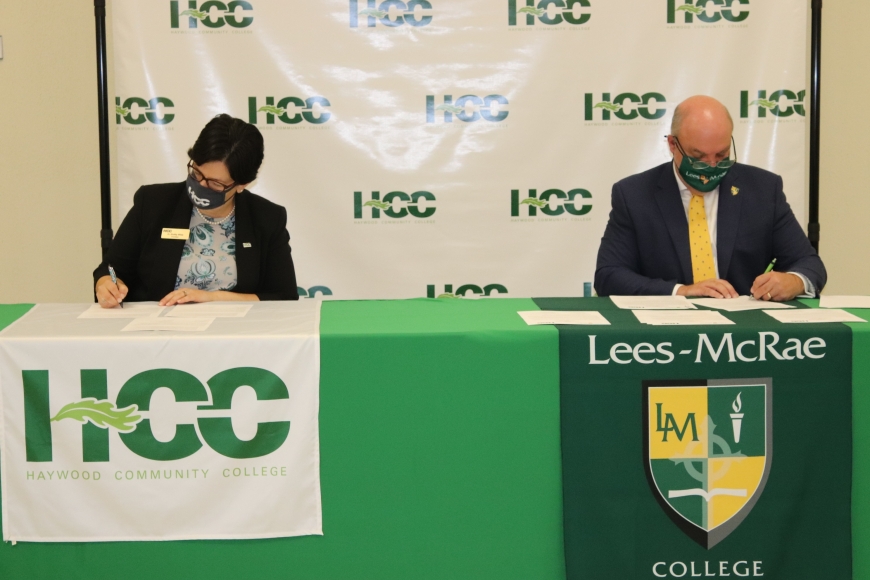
[751,272,804,302]
[95,275,128,308]
[676,279,739,299]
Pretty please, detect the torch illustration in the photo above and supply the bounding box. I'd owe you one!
[731,392,744,443]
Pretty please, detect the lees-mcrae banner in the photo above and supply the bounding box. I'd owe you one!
[111,0,810,300]
[534,299,851,580]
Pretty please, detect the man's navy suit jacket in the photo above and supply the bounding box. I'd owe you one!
[594,162,826,296]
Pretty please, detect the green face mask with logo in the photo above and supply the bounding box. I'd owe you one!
[674,136,736,193]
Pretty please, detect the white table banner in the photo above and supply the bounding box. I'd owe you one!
[0,301,322,542]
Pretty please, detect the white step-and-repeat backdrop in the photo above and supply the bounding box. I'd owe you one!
[112,0,808,299]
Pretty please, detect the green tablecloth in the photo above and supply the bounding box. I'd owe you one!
[0,298,867,579]
[0,300,563,580]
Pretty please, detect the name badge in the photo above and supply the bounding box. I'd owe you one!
[243,243,252,248]
[161,228,189,240]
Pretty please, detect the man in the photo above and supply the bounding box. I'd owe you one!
[594,95,825,300]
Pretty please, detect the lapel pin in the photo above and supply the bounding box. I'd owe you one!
[731,186,739,196]
[243,242,252,248]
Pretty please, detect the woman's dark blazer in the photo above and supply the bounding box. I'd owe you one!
[94,182,299,302]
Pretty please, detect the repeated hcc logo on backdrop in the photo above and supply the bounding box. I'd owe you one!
[667,0,749,24]
[354,191,436,220]
[511,189,592,218]
[426,284,508,299]
[247,97,331,125]
[170,0,254,29]
[508,0,591,26]
[426,95,509,123]
[297,286,333,299]
[740,90,806,119]
[115,97,175,125]
[349,0,432,28]
[584,93,667,122]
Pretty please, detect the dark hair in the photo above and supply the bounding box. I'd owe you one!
[187,114,264,185]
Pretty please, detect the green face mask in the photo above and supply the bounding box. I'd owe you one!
[673,136,736,193]
[677,155,731,193]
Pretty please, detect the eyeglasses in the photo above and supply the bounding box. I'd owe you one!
[672,136,737,170]
[187,160,236,193]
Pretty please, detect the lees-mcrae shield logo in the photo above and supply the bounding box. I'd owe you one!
[643,378,772,549]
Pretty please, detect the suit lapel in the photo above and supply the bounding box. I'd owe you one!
[234,192,259,293]
[654,163,693,283]
[156,188,194,296]
[716,166,743,281]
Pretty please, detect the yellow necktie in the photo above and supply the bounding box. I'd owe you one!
[689,194,716,283]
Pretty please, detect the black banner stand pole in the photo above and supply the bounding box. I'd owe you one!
[95,0,113,260]
[808,0,822,252]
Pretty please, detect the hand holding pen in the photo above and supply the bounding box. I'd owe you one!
[95,265,128,309]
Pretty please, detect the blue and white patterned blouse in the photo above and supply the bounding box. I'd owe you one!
[174,208,237,292]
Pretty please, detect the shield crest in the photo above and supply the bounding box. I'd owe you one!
[643,378,772,549]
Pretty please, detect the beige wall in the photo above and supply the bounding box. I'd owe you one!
[0,1,867,302]
[0,0,104,303]
[817,1,870,294]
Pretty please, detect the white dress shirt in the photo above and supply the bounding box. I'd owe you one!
[670,163,813,297]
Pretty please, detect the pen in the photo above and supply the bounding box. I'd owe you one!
[108,265,123,308]
[764,258,777,274]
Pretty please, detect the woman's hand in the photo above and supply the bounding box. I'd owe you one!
[160,289,260,306]
[95,275,128,309]
[159,288,216,306]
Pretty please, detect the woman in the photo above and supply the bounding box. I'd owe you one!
[94,114,298,307]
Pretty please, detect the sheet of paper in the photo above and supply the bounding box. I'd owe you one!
[518,311,610,326]
[633,310,734,326]
[763,309,867,324]
[819,295,870,309]
[164,303,253,318]
[77,303,165,319]
[121,317,215,332]
[610,296,697,310]
[692,296,795,312]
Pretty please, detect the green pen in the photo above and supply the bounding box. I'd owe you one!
[764,258,777,274]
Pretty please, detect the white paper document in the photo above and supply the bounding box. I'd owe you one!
[77,303,164,319]
[121,317,215,332]
[692,296,795,312]
[763,309,867,324]
[819,296,870,309]
[164,303,253,318]
[610,296,697,310]
[633,310,735,326]
[518,311,610,326]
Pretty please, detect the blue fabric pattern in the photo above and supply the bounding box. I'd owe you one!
[174,209,238,292]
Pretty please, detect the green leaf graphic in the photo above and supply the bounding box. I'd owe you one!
[676,5,704,14]
[521,198,548,208]
[359,8,388,18]
[436,293,460,299]
[180,9,208,20]
[115,106,130,116]
[51,399,142,433]
[435,104,464,114]
[594,102,622,112]
[517,6,546,16]
[750,99,777,109]
[363,200,391,210]
[257,105,287,116]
